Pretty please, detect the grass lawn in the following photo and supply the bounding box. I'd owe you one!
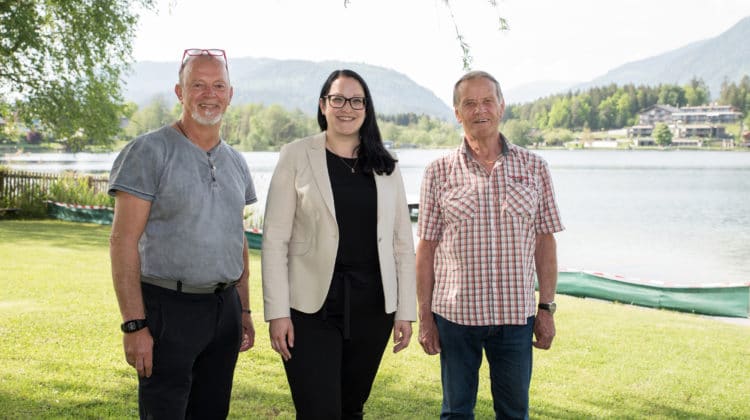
[1,220,748,419]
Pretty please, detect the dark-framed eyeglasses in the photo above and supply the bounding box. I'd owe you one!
[181,48,228,69]
[323,95,366,110]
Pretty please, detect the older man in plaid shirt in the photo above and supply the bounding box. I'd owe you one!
[416,70,564,420]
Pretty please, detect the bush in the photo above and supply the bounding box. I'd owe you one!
[48,173,113,207]
[0,169,112,219]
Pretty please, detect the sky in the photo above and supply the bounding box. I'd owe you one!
[132,0,750,106]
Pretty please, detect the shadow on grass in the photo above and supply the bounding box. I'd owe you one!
[0,363,734,419]
[0,220,110,250]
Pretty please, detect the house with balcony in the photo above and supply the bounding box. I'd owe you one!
[630,104,741,145]
[678,125,727,138]
[629,125,653,137]
[637,105,680,125]
[671,105,742,124]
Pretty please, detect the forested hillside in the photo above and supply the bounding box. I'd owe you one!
[123,58,455,121]
[506,77,750,132]
[576,16,750,100]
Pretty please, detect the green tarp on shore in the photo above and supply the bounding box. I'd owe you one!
[45,201,113,225]
[46,201,263,250]
[43,201,750,318]
[557,271,750,318]
[244,230,262,250]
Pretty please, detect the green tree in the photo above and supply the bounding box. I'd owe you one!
[684,78,710,106]
[570,95,593,129]
[124,96,175,139]
[503,120,536,147]
[658,85,687,107]
[0,0,154,151]
[719,75,750,117]
[221,103,264,146]
[547,97,572,129]
[541,128,574,147]
[598,95,619,129]
[616,91,635,127]
[245,105,316,151]
[654,123,673,146]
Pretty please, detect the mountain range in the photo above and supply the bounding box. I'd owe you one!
[123,16,750,117]
[122,59,456,120]
[575,15,750,98]
[505,16,750,104]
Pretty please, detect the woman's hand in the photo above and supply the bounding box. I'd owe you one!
[269,317,294,361]
[392,320,413,353]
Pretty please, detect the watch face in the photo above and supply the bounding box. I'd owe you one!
[121,319,147,333]
[539,302,556,314]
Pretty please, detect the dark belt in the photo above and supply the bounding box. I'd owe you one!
[141,275,238,294]
[324,270,378,340]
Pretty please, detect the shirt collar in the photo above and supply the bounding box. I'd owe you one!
[460,132,511,161]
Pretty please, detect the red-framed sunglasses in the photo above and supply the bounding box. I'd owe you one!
[181,48,228,68]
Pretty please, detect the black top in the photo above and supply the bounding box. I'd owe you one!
[326,149,379,271]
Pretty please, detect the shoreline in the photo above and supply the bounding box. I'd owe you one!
[3,144,750,156]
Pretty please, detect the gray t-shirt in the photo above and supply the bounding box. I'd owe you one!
[109,125,257,286]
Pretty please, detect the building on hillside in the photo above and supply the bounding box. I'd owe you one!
[671,138,703,147]
[677,124,727,139]
[629,125,653,137]
[630,104,741,146]
[633,137,655,147]
[637,105,679,125]
[671,105,742,124]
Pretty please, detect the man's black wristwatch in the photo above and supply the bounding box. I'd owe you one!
[120,319,148,333]
[538,302,557,315]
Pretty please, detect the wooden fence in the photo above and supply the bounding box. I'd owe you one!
[0,169,109,204]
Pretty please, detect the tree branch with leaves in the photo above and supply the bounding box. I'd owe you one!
[0,0,154,151]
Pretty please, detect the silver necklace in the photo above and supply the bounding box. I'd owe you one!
[336,154,359,173]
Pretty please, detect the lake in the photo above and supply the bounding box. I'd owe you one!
[3,148,749,285]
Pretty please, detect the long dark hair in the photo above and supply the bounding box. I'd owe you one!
[317,69,396,175]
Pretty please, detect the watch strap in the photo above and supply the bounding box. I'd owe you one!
[538,302,556,314]
[120,318,148,333]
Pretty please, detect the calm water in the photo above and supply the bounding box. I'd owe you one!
[4,149,750,285]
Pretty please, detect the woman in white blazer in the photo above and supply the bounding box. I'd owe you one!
[262,69,416,419]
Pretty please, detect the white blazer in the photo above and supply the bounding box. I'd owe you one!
[261,132,416,322]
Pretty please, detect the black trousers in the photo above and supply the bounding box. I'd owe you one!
[138,283,243,420]
[284,270,395,420]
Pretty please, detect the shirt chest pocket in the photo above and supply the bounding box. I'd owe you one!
[441,185,478,224]
[504,180,539,220]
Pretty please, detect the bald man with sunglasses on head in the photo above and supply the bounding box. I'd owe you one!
[109,48,256,419]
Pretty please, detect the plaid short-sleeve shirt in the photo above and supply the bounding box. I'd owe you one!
[417,134,564,325]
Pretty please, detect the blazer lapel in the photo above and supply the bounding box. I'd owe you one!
[307,132,337,219]
[374,172,386,225]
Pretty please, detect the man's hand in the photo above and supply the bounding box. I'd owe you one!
[124,328,154,377]
[418,313,441,355]
[532,310,556,350]
[240,312,255,352]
